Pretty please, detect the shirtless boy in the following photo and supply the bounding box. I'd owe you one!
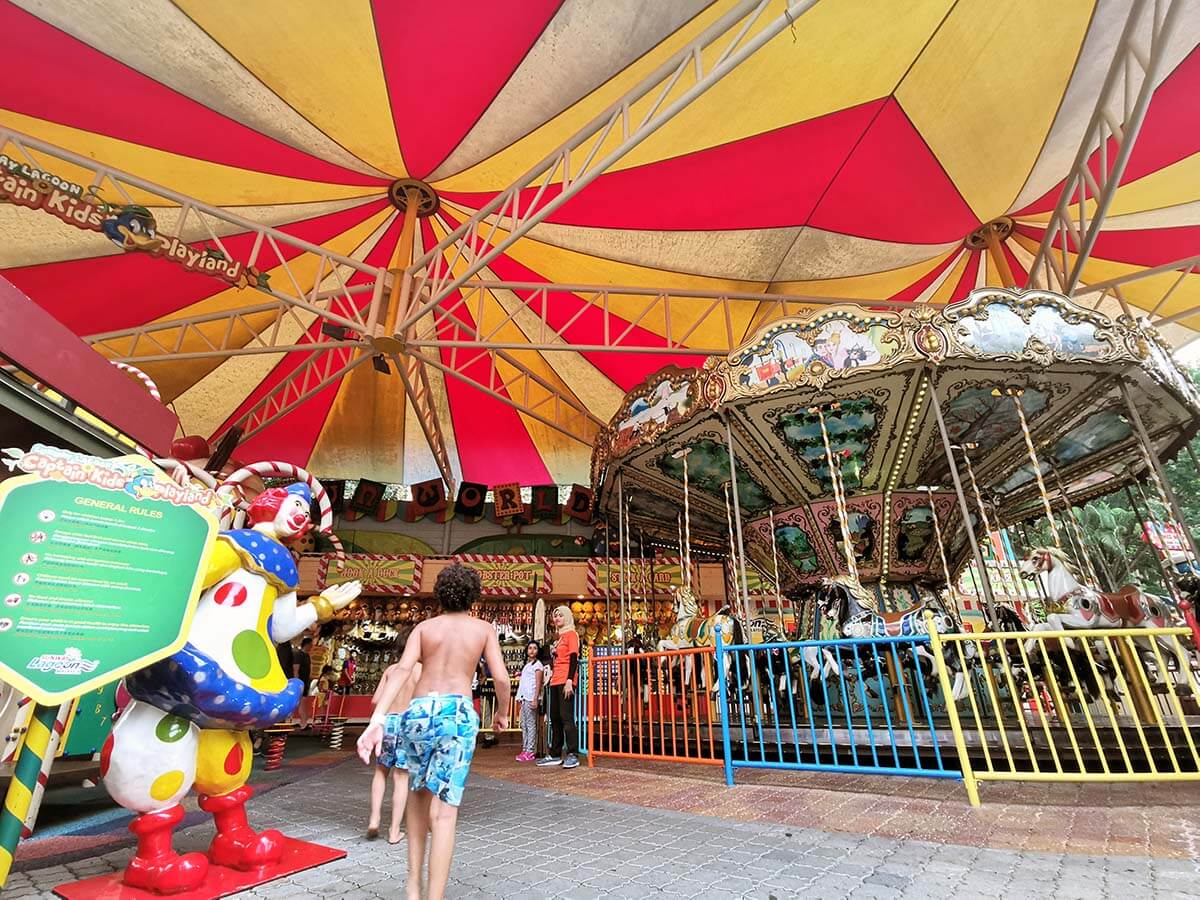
[358,563,510,900]
[366,629,422,843]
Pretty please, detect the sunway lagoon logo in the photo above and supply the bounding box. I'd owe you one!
[27,647,99,676]
[0,155,270,290]
[1,445,228,510]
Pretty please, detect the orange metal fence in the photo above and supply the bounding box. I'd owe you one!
[585,647,722,766]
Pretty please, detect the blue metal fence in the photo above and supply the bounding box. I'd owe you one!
[714,630,962,787]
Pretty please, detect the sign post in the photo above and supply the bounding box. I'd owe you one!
[0,446,217,886]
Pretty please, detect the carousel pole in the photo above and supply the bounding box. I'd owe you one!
[723,415,753,633]
[604,517,613,647]
[625,493,634,649]
[1004,388,1063,549]
[1048,463,1106,590]
[1120,378,1200,565]
[952,444,1007,597]
[722,483,740,617]
[674,448,694,595]
[769,509,787,636]
[927,377,998,623]
[813,404,859,582]
[925,488,966,620]
[617,471,628,654]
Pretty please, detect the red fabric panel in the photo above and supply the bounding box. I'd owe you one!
[0,5,385,186]
[949,250,981,301]
[435,208,707,388]
[1018,222,1200,268]
[810,99,979,243]
[1014,45,1200,217]
[1001,241,1028,284]
[374,1,561,178]
[213,213,409,460]
[1,199,389,333]
[439,100,883,230]
[887,250,963,301]
[423,222,553,483]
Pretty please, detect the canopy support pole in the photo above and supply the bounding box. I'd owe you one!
[723,415,752,633]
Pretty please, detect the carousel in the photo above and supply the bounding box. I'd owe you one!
[586,287,1200,773]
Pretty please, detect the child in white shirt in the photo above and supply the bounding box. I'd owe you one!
[514,640,546,761]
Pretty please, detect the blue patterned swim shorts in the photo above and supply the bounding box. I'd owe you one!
[378,713,406,769]
[400,694,480,807]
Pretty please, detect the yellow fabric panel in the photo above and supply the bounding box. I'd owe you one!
[437,211,765,351]
[0,111,375,207]
[896,0,1095,221]
[441,0,953,191]
[770,251,951,298]
[112,208,391,402]
[927,251,972,306]
[307,349,407,483]
[1096,153,1200,218]
[175,0,405,176]
[1014,154,1200,228]
[194,730,252,796]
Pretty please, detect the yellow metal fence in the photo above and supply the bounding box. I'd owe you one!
[928,622,1200,806]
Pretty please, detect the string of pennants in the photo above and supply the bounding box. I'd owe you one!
[328,478,596,526]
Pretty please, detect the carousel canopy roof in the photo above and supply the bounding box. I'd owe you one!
[592,288,1200,584]
[0,2,1198,487]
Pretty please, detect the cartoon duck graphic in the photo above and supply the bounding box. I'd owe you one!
[101,205,164,251]
[102,482,361,893]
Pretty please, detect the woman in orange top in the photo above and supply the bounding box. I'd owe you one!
[536,605,580,769]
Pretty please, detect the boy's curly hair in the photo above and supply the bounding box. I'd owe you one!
[435,562,481,612]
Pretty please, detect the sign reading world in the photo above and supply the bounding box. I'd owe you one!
[0,447,217,704]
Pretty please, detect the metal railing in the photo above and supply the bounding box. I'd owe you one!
[585,647,722,766]
[929,622,1200,806]
[714,631,961,786]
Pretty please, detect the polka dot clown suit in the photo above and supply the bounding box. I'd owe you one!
[101,482,361,894]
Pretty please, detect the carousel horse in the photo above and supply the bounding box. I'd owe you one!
[814,575,969,701]
[990,601,1115,703]
[656,585,742,689]
[1019,547,1178,661]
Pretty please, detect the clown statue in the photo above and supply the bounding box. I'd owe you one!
[102,476,361,893]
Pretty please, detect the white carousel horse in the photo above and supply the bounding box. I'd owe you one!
[656,585,740,689]
[1019,546,1176,632]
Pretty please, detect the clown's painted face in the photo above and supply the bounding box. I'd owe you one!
[272,493,311,542]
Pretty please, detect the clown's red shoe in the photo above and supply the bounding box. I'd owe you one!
[199,785,284,870]
[123,805,209,894]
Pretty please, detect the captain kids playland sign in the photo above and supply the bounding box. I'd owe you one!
[0,155,266,288]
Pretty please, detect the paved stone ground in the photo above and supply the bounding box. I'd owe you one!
[7,757,1200,899]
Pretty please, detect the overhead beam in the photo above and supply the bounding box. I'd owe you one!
[1029,0,1186,293]
[395,0,823,332]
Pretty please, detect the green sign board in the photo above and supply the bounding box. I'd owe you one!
[0,448,217,704]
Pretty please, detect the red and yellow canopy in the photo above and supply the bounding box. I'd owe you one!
[1,1,1197,485]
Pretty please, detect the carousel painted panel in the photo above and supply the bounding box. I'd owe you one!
[607,367,706,457]
[807,495,886,582]
[749,506,836,584]
[887,492,960,579]
[652,435,774,515]
[940,289,1121,363]
[723,308,910,399]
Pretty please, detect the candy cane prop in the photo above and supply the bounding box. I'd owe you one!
[218,461,346,569]
[111,362,161,402]
[153,457,219,489]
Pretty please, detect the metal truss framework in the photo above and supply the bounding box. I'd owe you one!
[395,0,823,332]
[1029,0,1187,295]
[3,0,1198,473]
